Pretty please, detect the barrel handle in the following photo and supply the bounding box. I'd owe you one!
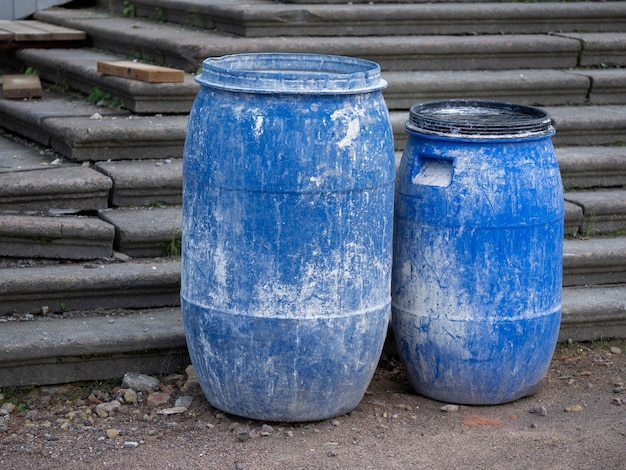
[411,153,454,187]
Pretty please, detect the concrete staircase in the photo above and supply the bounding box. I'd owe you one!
[0,0,625,386]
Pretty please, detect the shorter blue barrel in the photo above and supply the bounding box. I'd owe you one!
[181,53,395,421]
[392,100,564,405]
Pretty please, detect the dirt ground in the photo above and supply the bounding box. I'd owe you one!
[1,339,626,470]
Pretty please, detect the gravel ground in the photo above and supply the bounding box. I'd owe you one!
[2,340,626,470]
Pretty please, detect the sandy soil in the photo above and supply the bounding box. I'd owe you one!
[1,339,626,470]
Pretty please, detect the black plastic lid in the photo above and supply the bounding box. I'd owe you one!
[406,99,554,139]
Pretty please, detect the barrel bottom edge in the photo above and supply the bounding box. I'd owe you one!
[182,299,390,422]
[392,307,561,405]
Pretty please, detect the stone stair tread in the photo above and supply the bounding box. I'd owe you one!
[0,258,181,315]
[385,68,626,108]
[0,307,187,387]
[0,165,112,212]
[0,214,114,259]
[99,206,182,257]
[563,236,626,287]
[557,146,626,190]
[565,189,626,236]
[95,158,182,207]
[1,281,624,386]
[0,90,127,148]
[98,0,626,38]
[45,114,188,162]
[560,284,626,341]
[556,32,626,68]
[0,89,186,161]
[0,129,59,173]
[34,8,585,72]
[384,69,590,109]
[16,47,199,114]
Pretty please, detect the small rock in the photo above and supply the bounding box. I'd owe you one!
[440,404,459,413]
[106,428,120,440]
[331,419,340,427]
[90,113,103,120]
[124,389,138,404]
[1,403,16,414]
[610,346,622,355]
[157,407,188,415]
[613,386,625,393]
[122,373,160,392]
[529,406,548,416]
[147,391,170,409]
[564,405,584,412]
[123,441,140,448]
[175,395,193,409]
[237,432,251,442]
[611,398,623,406]
[95,401,121,418]
[260,424,274,436]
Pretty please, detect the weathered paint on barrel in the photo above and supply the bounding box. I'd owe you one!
[181,53,395,421]
[392,100,564,405]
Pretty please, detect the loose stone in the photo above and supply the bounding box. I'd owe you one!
[147,391,170,409]
[95,401,121,418]
[124,389,138,404]
[564,405,584,412]
[157,407,187,415]
[122,373,160,392]
[440,404,459,412]
[106,428,120,439]
[175,395,193,409]
[529,406,548,416]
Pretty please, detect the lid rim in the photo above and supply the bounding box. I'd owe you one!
[407,99,554,139]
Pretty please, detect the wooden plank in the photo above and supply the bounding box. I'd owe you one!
[2,75,43,99]
[97,61,185,83]
[0,21,51,42]
[25,21,86,42]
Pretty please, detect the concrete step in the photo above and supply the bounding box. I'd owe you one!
[95,158,182,207]
[0,89,186,162]
[15,47,199,114]
[35,8,596,73]
[2,281,625,386]
[0,188,619,261]
[2,87,625,159]
[559,284,626,342]
[0,165,112,212]
[98,206,182,257]
[563,236,626,287]
[0,307,187,387]
[0,234,622,315]
[0,214,114,259]
[565,189,626,237]
[384,68,626,109]
[0,258,181,316]
[96,0,626,38]
[557,146,626,190]
[16,51,626,112]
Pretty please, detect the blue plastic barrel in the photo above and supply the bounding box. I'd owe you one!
[392,99,563,405]
[181,53,395,421]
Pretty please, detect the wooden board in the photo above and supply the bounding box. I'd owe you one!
[0,21,85,48]
[97,61,185,83]
[2,75,42,99]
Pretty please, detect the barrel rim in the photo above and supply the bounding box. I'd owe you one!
[406,99,555,140]
[196,53,387,94]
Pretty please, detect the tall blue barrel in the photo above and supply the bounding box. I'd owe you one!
[181,53,395,421]
[392,100,563,405]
